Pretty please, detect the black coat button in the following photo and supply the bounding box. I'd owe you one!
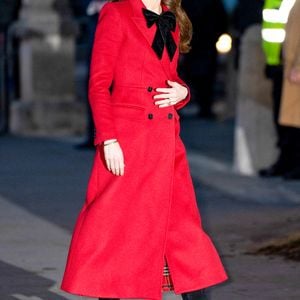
[168,113,173,119]
[147,86,153,92]
[148,113,153,119]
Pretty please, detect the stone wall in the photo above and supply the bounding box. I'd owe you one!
[10,0,86,136]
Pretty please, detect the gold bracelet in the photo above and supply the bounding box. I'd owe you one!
[103,140,118,146]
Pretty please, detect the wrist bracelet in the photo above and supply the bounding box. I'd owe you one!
[103,140,118,146]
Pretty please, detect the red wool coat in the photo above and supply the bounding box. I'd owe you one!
[60,0,228,299]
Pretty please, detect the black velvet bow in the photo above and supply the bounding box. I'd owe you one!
[142,8,177,61]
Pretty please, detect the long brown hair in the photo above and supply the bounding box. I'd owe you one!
[108,0,192,53]
[162,0,192,53]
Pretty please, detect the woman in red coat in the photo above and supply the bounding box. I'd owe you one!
[60,0,228,299]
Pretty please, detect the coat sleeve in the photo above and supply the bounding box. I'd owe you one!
[170,36,191,110]
[88,3,123,146]
[173,74,191,110]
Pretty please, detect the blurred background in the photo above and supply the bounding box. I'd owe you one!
[0,0,300,299]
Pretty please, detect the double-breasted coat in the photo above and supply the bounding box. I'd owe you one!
[60,0,228,299]
[279,0,300,128]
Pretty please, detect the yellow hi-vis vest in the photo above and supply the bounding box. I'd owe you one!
[262,0,295,65]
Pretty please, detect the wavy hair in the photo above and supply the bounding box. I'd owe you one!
[162,0,192,53]
[108,0,192,53]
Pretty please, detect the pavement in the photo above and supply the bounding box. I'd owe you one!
[0,116,300,300]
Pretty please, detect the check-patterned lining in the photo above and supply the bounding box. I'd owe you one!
[162,256,174,291]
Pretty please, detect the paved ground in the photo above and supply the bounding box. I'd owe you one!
[0,117,300,300]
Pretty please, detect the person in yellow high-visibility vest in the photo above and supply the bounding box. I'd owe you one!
[259,0,297,177]
[262,0,285,66]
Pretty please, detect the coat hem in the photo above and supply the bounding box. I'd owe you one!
[60,285,160,300]
[173,274,229,294]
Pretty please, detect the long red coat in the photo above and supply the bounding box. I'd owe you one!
[60,0,228,299]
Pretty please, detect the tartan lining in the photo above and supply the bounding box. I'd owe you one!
[162,256,174,291]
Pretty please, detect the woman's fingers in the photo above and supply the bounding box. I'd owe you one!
[154,81,188,107]
[120,163,125,176]
[155,87,173,93]
[153,87,176,100]
[118,153,125,176]
[119,157,125,176]
[153,94,172,100]
[115,157,123,176]
[110,158,116,175]
[115,164,120,175]
[106,158,111,171]
[153,87,176,107]
[103,149,112,171]
[153,84,180,107]
[167,80,178,87]
[155,98,177,105]
[113,157,125,176]
[103,142,125,176]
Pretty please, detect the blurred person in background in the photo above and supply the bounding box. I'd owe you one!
[259,0,299,178]
[0,0,21,121]
[0,0,20,47]
[72,0,107,149]
[277,0,300,179]
[180,0,228,119]
[232,0,263,68]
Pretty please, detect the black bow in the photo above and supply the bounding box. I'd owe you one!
[142,8,177,61]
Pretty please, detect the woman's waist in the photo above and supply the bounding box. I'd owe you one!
[110,101,179,121]
[110,80,180,119]
[111,82,170,107]
[112,81,170,91]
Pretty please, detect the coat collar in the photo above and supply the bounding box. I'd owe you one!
[128,0,179,76]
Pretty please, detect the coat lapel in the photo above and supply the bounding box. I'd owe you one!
[128,0,179,77]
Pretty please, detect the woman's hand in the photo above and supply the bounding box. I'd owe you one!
[102,139,125,176]
[153,80,188,108]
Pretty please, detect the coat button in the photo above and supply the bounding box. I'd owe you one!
[147,86,153,92]
[148,113,153,120]
[168,113,173,119]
